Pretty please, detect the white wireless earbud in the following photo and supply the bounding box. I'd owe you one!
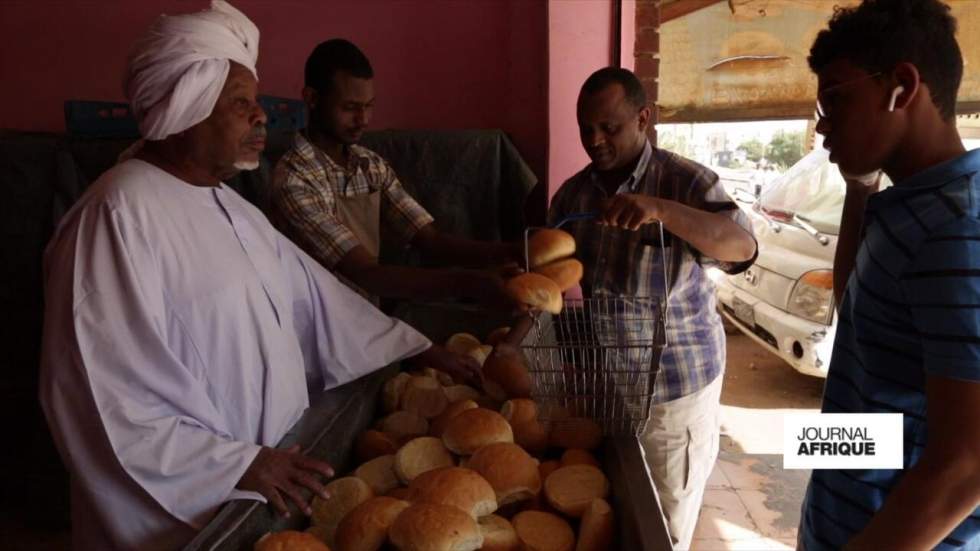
[888,86,905,112]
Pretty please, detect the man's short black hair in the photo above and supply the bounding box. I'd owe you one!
[581,67,647,111]
[808,0,962,120]
[304,39,374,94]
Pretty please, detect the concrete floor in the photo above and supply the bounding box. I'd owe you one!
[690,331,825,551]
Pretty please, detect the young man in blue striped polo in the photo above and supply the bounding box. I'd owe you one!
[799,0,980,549]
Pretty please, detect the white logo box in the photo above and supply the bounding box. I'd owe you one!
[783,413,904,470]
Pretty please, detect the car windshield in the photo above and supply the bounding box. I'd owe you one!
[756,135,980,237]
[756,148,847,236]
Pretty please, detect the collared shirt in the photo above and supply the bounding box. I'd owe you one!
[39,159,430,550]
[549,141,755,403]
[269,132,435,269]
[801,149,980,551]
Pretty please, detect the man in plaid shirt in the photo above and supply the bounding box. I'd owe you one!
[549,67,757,549]
[270,39,521,307]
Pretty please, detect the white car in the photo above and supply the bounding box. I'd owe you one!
[715,148,847,377]
[714,122,980,378]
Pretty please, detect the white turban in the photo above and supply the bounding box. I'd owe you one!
[124,0,259,141]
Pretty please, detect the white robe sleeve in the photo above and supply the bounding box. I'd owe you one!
[275,232,432,391]
[42,200,262,530]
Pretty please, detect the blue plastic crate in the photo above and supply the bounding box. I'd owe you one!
[65,96,305,137]
[64,100,139,138]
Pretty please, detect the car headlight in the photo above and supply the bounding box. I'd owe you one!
[788,270,834,324]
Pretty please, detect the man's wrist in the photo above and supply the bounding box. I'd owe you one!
[647,196,673,227]
[846,180,880,195]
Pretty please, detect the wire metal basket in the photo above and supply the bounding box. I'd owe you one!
[521,295,666,435]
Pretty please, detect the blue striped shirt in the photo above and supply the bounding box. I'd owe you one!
[801,148,980,551]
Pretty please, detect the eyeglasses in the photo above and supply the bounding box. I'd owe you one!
[815,72,883,120]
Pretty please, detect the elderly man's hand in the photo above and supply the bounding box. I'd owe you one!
[599,193,663,231]
[416,344,483,387]
[237,445,335,518]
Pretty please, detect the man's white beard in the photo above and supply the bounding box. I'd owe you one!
[234,159,260,171]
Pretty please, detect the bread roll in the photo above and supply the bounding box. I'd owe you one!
[407,466,497,519]
[500,399,537,425]
[311,476,374,529]
[443,384,481,403]
[421,367,454,386]
[304,524,331,546]
[516,492,551,515]
[383,372,413,413]
[482,345,532,399]
[485,326,511,346]
[543,465,609,518]
[401,376,449,419]
[478,514,519,551]
[481,379,509,403]
[512,511,575,551]
[533,258,583,292]
[494,498,530,519]
[536,402,571,422]
[254,530,330,551]
[512,419,549,456]
[355,454,401,496]
[576,498,614,551]
[560,449,600,468]
[474,393,504,411]
[445,333,482,355]
[334,496,410,551]
[442,408,514,455]
[538,460,561,482]
[548,417,603,450]
[527,229,576,268]
[380,411,429,444]
[388,502,483,551]
[466,344,493,367]
[430,399,479,438]
[467,443,541,506]
[355,430,399,463]
[394,436,455,484]
[387,486,412,500]
[505,273,562,314]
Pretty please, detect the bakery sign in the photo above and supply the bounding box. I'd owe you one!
[783,413,903,469]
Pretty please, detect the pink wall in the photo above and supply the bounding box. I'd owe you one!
[0,0,548,180]
[547,0,617,199]
[621,0,637,71]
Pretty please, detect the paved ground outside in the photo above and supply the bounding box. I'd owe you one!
[691,331,825,551]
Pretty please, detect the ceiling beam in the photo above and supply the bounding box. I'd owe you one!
[661,0,727,24]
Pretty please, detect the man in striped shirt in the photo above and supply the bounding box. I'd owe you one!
[800,1,980,549]
[270,39,522,307]
[549,68,757,549]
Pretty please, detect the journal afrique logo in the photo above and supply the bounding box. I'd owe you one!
[784,414,901,469]
[796,425,876,456]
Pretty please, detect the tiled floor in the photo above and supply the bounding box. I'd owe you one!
[691,450,805,550]
[687,332,823,551]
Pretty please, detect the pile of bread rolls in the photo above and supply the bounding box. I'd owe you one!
[256,328,614,551]
[505,229,583,315]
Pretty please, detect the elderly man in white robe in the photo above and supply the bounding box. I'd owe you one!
[38,2,479,549]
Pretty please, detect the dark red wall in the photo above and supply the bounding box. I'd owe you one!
[0,0,549,180]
